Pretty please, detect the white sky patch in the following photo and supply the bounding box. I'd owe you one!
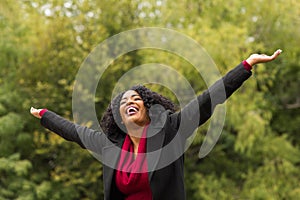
[64,1,72,9]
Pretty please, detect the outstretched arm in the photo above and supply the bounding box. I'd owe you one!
[30,107,108,154]
[169,49,283,139]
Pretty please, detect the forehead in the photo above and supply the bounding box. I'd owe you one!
[121,90,140,99]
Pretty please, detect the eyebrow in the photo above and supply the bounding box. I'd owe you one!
[121,94,140,100]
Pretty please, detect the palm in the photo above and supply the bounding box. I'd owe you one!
[30,107,42,119]
[246,49,282,66]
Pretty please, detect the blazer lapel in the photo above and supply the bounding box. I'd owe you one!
[102,141,123,200]
[147,111,168,181]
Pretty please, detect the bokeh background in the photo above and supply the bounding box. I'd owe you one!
[0,0,299,199]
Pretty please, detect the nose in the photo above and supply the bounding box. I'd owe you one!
[126,98,134,106]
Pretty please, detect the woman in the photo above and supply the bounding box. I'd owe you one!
[31,49,282,200]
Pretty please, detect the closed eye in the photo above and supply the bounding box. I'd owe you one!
[120,94,142,105]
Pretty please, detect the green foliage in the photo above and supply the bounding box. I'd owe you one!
[0,0,299,199]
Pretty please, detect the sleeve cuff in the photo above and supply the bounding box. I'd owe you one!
[39,109,48,117]
[242,60,252,71]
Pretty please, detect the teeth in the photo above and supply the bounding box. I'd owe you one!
[127,107,138,115]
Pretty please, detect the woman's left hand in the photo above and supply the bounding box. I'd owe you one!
[246,49,282,66]
[30,107,43,119]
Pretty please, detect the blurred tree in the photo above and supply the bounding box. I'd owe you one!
[0,1,37,199]
[0,0,299,199]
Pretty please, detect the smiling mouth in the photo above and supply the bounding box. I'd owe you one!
[126,106,139,116]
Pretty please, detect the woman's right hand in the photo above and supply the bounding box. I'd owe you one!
[30,107,43,119]
[246,49,282,66]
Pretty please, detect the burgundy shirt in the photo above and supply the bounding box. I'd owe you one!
[115,125,153,200]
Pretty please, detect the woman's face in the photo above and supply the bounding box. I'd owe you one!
[119,90,150,127]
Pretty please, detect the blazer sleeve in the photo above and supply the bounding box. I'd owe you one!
[40,111,108,154]
[169,62,252,138]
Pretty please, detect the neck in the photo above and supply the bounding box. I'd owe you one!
[127,124,146,157]
[127,125,144,143]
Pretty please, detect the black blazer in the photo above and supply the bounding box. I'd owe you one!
[41,63,252,200]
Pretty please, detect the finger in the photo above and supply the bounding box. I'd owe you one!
[268,49,282,60]
[30,107,35,113]
[30,107,38,114]
[30,107,42,118]
[273,49,282,57]
[30,107,38,113]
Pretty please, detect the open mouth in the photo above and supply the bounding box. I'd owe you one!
[126,106,139,116]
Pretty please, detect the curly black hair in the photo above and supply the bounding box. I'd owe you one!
[99,85,177,140]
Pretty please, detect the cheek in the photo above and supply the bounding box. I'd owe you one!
[119,106,125,120]
[141,107,149,117]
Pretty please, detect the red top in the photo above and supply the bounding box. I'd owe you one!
[39,109,48,116]
[242,60,252,71]
[115,125,153,200]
